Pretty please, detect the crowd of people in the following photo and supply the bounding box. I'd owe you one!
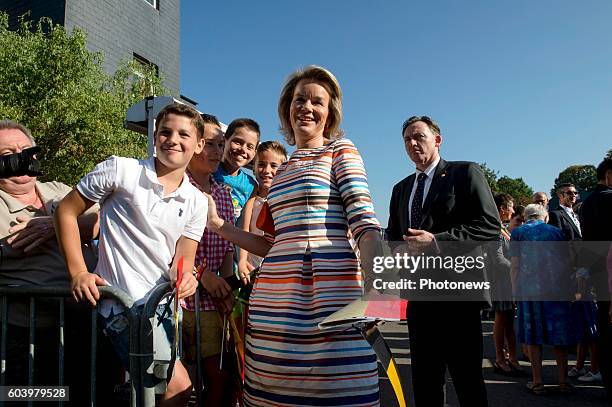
[1,64,611,407]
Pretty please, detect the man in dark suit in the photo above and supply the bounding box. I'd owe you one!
[387,116,500,406]
[549,183,582,240]
[579,158,612,403]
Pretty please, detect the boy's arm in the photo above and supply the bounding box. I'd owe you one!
[172,235,199,300]
[238,196,256,282]
[55,189,106,305]
[199,251,233,299]
[217,250,236,314]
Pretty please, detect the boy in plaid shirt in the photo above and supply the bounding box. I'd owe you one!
[182,114,235,405]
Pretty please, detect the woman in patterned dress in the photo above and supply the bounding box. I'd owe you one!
[510,203,576,394]
[207,65,383,406]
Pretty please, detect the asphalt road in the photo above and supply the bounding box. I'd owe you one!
[378,319,609,407]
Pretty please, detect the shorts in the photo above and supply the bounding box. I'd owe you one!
[99,303,176,372]
[182,310,223,361]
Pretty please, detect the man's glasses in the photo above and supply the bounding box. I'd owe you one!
[564,191,579,196]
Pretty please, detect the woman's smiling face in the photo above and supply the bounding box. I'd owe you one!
[290,79,330,142]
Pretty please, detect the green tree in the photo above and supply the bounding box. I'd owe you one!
[479,162,499,193]
[497,176,533,205]
[606,149,612,160]
[552,165,597,195]
[0,13,167,185]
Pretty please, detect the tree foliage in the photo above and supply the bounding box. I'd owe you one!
[480,163,533,205]
[606,149,612,160]
[496,176,533,205]
[552,165,597,195]
[0,13,167,185]
[479,163,499,193]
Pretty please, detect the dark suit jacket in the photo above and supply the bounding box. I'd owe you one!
[548,207,582,240]
[387,159,501,303]
[578,184,612,298]
[387,159,501,242]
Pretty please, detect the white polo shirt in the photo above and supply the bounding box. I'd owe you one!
[77,156,207,316]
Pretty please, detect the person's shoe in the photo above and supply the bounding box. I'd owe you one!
[578,371,602,382]
[508,361,526,377]
[559,382,574,394]
[568,366,587,377]
[526,382,546,395]
[493,360,514,376]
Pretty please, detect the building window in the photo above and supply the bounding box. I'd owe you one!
[143,0,159,11]
[133,53,159,78]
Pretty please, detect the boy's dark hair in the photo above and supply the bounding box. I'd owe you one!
[225,118,260,142]
[155,103,205,139]
[200,113,221,127]
[256,141,288,163]
[494,193,514,211]
[596,158,612,181]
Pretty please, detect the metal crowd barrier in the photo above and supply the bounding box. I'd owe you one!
[0,284,211,407]
[139,282,173,406]
[0,285,137,407]
[139,283,206,406]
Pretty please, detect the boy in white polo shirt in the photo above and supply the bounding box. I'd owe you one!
[55,103,206,406]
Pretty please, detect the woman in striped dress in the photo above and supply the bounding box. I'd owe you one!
[207,65,382,406]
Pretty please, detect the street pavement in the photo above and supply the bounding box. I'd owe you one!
[378,319,609,407]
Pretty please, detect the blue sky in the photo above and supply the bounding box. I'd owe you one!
[180,0,611,223]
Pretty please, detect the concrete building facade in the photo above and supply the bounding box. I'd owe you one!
[1,0,180,95]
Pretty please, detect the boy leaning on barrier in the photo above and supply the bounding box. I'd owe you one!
[55,103,206,406]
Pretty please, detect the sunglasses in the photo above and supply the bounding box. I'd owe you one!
[564,191,579,196]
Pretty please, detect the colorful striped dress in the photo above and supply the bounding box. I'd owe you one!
[244,138,381,406]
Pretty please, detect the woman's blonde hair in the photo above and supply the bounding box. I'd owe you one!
[278,65,344,146]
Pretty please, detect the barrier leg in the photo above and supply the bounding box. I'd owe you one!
[28,297,36,407]
[90,307,97,407]
[59,298,65,407]
[195,288,202,406]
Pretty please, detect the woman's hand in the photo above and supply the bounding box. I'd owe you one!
[205,193,225,232]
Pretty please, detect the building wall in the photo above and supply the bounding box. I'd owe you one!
[1,0,66,30]
[63,0,180,95]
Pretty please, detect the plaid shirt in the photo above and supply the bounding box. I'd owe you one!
[182,173,234,311]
